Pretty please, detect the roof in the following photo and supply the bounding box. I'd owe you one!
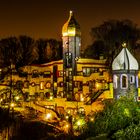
[62,11,81,36]
[112,47,139,70]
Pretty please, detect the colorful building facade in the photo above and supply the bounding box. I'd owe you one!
[0,11,140,116]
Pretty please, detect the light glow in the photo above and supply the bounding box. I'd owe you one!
[45,113,52,120]
[10,103,15,108]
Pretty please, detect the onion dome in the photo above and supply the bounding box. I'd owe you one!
[112,43,139,70]
[62,11,81,37]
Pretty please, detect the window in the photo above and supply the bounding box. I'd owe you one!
[130,75,135,84]
[16,80,23,89]
[91,67,99,73]
[83,67,91,77]
[65,52,72,68]
[59,82,63,87]
[59,71,63,77]
[121,74,128,89]
[113,75,118,89]
[40,81,44,90]
[78,81,83,91]
[31,82,35,87]
[45,82,51,89]
[43,71,51,78]
[32,70,39,78]
[24,80,29,89]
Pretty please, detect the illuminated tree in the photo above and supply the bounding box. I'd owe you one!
[84,97,140,139]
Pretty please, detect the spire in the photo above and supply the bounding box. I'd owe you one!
[122,42,127,48]
[69,10,73,16]
[62,11,81,37]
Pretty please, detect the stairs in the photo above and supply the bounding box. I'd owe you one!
[85,89,106,105]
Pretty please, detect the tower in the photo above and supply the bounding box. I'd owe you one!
[112,43,139,100]
[62,11,81,100]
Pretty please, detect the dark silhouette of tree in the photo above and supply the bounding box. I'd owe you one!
[36,39,62,64]
[86,19,140,67]
[84,40,105,59]
[46,39,62,61]
[17,35,39,68]
[36,38,47,64]
[0,37,22,68]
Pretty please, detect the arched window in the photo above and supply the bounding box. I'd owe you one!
[113,75,118,89]
[121,74,128,89]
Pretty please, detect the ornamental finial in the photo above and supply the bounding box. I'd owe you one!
[122,42,127,48]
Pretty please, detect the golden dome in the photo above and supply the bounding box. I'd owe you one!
[62,11,81,37]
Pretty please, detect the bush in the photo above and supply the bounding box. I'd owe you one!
[85,97,140,138]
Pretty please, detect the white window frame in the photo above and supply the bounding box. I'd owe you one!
[113,75,118,89]
[120,74,128,89]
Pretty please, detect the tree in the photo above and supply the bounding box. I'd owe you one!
[84,40,105,59]
[0,37,22,68]
[46,39,62,61]
[36,38,47,64]
[17,35,39,68]
[83,97,140,139]
[86,19,140,67]
[36,39,62,64]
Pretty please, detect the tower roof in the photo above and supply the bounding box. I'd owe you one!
[62,11,81,37]
[112,47,139,70]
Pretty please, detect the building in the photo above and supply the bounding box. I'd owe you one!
[112,42,139,100]
[0,11,139,116]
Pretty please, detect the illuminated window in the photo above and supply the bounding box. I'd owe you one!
[121,74,128,89]
[31,82,35,87]
[113,75,118,89]
[40,81,44,90]
[45,82,51,89]
[130,75,135,84]
[83,67,91,77]
[65,52,72,68]
[57,91,63,98]
[59,71,63,77]
[43,71,51,78]
[74,81,78,87]
[78,107,85,115]
[54,82,57,90]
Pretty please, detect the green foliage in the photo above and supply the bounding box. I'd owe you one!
[85,97,140,139]
[113,123,140,140]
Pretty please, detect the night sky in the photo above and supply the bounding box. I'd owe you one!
[0,0,140,49]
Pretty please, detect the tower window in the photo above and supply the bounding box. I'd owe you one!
[121,74,128,89]
[130,75,135,84]
[65,52,72,68]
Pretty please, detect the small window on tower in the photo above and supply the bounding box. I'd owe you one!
[121,74,128,89]
[65,52,72,68]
